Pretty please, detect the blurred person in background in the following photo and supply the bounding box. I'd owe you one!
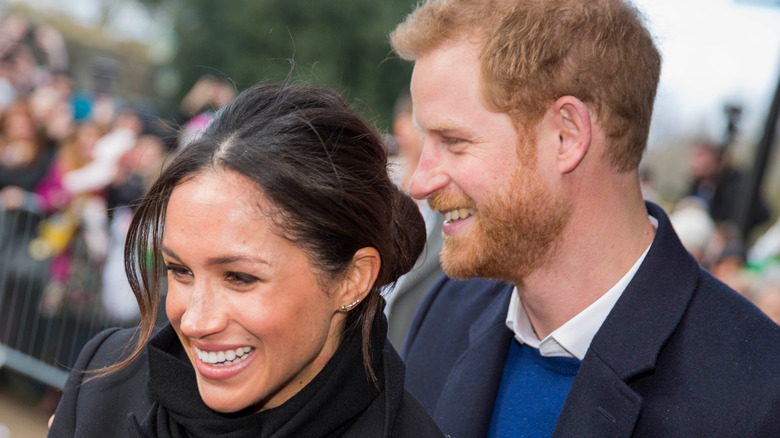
[688,140,769,239]
[29,121,107,316]
[669,196,716,264]
[0,14,68,97]
[0,99,54,363]
[177,74,236,149]
[753,282,780,325]
[49,83,444,437]
[62,108,143,196]
[746,218,780,322]
[385,90,444,348]
[101,133,168,325]
[28,70,76,145]
[0,100,53,206]
[707,224,751,296]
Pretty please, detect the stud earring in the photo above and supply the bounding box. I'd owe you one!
[338,298,361,312]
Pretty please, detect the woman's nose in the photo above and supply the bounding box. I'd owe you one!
[178,282,227,339]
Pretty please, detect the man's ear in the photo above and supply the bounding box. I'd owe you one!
[554,96,592,174]
[336,247,381,310]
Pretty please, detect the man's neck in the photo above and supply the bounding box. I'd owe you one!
[517,195,655,340]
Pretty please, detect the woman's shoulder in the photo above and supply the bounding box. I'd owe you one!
[75,326,156,393]
[49,327,157,437]
[76,327,143,368]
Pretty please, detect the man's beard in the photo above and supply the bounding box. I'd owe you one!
[430,166,571,285]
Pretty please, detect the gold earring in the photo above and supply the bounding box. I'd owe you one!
[338,298,361,312]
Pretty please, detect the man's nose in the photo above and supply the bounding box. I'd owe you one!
[408,139,449,200]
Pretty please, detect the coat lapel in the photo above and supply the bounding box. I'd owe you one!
[433,284,513,438]
[553,355,643,437]
[554,202,701,437]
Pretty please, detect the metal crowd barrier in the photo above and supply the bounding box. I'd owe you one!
[0,207,134,390]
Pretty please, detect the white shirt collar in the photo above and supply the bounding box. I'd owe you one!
[506,216,658,359]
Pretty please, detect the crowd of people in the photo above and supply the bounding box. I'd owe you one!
[664,140,780,324]
[0,12,171,370]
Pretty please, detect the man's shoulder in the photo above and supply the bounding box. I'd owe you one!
[406,276,512,344]
[391,390,447,437]
[636,268,780,431]
[686,269,780,359]
[636,274,780,434]
[402,276,515,434]
[425,276,512,312]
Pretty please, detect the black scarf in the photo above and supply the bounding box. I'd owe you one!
[130,321,385,438]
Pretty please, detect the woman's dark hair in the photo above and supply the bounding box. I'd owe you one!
[105,83,426,382]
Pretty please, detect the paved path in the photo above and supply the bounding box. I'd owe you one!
[0,390,51,438]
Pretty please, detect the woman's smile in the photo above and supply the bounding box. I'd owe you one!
[192,344,257,380]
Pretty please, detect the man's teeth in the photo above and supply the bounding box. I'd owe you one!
[195,346,253,367]
[443,208,476,223]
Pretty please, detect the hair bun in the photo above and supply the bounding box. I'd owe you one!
[387,187,427,284]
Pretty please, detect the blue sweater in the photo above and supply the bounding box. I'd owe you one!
[487,341,582,438]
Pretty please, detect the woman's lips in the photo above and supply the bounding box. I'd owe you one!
[192,345,257,380]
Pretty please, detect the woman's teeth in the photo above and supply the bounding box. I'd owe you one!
[195,346,253,367]
[443,208,476,224]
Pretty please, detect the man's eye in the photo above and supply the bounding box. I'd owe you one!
[443,137,464,145]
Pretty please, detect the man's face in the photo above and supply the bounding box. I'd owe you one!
[409,40,571,284]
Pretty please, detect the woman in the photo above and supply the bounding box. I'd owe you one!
[48,84,444,437]
[0,100,53,201]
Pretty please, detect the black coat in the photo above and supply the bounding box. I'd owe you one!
[49,323,444,437]
[402,202,780,437]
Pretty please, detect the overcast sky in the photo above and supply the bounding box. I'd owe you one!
[634,0,780,147]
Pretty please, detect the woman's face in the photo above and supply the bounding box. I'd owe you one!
[4,111,35,142]
[163,170,345,413]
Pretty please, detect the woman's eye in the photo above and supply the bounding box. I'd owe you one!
[164,264,192,280]
[226,272,259,286]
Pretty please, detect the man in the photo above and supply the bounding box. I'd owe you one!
[386,90,445,348]
[390,0,780,437]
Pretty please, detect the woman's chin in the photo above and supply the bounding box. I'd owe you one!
[201,394,254,414]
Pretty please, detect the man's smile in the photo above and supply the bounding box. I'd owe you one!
[440,207,476,225]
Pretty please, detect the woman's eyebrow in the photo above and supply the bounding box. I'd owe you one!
[162,246,271,266]
[161,246,181,261]
[207,255,271,266]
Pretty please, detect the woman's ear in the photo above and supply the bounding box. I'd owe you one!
[554,96,592,174]
[336,247,381,311]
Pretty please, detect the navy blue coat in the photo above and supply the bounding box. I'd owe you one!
[402,202,780,437]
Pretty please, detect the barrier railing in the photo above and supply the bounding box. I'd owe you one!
[0,207,136,390]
